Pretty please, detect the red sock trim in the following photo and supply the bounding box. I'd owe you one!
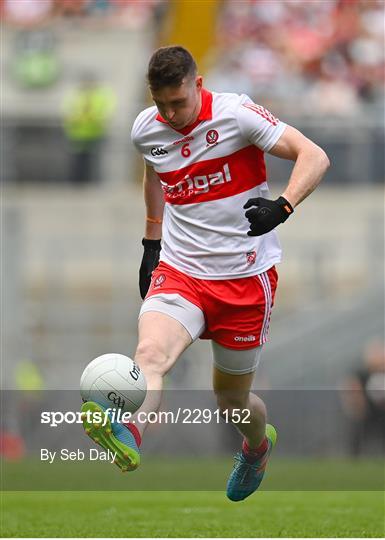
[123,422,142,447]
[242,436,268,457]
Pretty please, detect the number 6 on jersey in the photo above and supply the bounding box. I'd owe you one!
[181,143,191,157]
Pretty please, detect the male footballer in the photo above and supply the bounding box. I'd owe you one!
[82,46,329,501]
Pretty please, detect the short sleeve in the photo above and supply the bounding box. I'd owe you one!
[236,98,287,152]
[130,109,153,164]
[131,116,144,156]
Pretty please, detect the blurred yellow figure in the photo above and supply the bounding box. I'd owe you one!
[62,72,116,185]
[15,359,44,392]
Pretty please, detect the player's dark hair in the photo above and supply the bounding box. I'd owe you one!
[147,46,197,91]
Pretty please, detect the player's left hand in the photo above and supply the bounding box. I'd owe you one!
[244,196,294,236]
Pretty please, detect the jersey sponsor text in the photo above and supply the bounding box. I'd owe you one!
[160,163,231,200]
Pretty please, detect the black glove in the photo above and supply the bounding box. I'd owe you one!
[244,196,294,236]
[139,238,161,299]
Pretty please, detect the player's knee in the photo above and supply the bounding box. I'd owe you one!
[135,338,169,377]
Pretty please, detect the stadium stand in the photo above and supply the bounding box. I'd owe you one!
[206,0,384,114]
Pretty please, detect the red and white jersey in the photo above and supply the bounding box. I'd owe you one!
[131,89,287,279]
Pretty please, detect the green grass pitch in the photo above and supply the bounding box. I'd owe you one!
[1,457,384,537]
[2,490,384,537]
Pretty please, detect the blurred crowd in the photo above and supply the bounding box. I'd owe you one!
[206,0,384,116]
[3,0,383,116]
[2,0,168,90]
[1,0,167,29]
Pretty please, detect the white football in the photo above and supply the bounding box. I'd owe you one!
[80,353,146,414]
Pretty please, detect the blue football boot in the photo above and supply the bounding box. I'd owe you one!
[226,423,277,501]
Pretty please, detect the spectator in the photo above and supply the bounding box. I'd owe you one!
[62,72,116,185]
[341,339,385,456]
[12,28,59,88]
[305,52,362,116]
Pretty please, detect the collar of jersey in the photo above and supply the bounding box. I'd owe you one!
[155,88,213,135]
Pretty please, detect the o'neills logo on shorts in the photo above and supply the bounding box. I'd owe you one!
[154,274,166,288]
[234,335,256,342]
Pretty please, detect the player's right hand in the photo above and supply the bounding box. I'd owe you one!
[139,238,161,299]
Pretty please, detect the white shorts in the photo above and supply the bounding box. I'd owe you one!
[139,293,263,375]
